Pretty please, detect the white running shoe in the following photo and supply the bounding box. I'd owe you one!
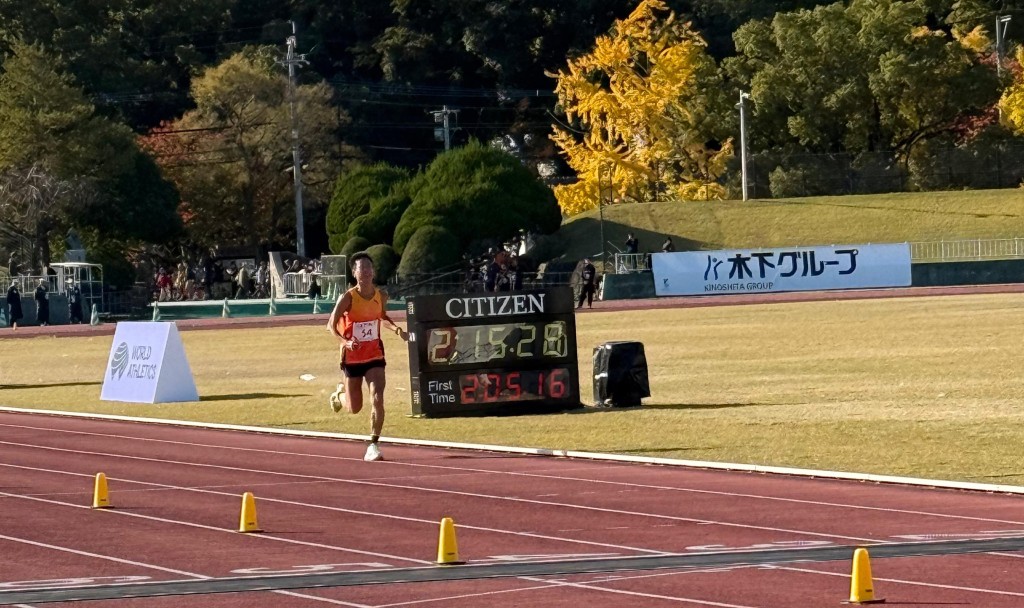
[329,383,345,413]
[364,442,383,462]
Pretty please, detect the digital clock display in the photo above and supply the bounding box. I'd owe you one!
[458,368,572,404]
[406,287,580,417]
[425,321,570,367]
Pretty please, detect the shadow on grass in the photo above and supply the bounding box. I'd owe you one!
[615,447,715,454]
[1,381,102,389]
[200,393,310,402]
[565,402,766,414]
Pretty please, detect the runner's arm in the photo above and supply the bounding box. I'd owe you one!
[378,289,409,342]
[327,291,352,339]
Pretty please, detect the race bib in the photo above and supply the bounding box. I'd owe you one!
[353,320,379,341]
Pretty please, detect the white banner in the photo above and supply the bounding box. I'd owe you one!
[651,243,912,297]
[100,322,199,403]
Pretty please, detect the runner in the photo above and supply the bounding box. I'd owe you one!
[327,252,408,461]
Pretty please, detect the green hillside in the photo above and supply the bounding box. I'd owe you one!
[553,189,1024,263]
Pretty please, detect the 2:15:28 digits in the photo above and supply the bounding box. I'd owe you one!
[427,321,568,366]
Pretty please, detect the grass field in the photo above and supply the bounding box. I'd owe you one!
[2,292,1023,485]
[555,189,1024,263]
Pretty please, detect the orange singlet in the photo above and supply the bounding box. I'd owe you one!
[335,286,386,364]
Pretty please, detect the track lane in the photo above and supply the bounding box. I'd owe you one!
[4,411,1024,607]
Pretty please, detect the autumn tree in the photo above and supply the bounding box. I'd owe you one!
[142,47,347,251]
[999,47,1024,134]
[0,40,181,269]
[727,0,999,157]
[549,0,732,216]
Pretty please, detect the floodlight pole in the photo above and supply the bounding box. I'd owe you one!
[282,22,309,257]
[997,15,1012,77]
[737,90,751,201]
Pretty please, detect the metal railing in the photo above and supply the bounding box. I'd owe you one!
[281,272,346,299]
[910,238,1024,262]
[613,253,651,274]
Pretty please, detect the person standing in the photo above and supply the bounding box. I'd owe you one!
[34,279,49,326]
[327,252,409,461]
[625,233,639,254]
[577,257,597,309]
[307,275,322,300]
[6,281,22,329]
[662,236,675,252]
[234,263,250,299]
[68,283,84,324]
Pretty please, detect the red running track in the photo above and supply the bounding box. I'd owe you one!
[1,410,1024,607]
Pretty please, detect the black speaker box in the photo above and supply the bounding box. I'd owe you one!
[592,341,650,407]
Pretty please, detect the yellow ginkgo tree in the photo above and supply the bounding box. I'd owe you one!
[549,0,731,216]
[999,47,1024,134]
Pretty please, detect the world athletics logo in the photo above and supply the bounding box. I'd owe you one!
[110,342,130,380]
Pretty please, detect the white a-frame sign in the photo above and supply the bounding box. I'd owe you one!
[100,322,200,403]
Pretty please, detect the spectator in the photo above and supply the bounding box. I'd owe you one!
[577,258,597,309]
[307,275,322,299]
[661,237,675,253]
[625,232,639,254]
[235,263,250,299]
[201,256,216,299]
[34,279,49,326]
[254,261,270,297]
[6,281,22,329]
[68,282,84,324]
[156,268,172,302]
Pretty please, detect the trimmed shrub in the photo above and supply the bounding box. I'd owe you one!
[365,244,399,285]
[396,225,462,277]
[339,236,372,261]
[326,163,409,253]
[392,141,560,253]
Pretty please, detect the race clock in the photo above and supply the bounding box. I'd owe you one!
[405,287,581,416]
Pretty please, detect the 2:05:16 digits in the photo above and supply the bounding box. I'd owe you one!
[427,321,569,366]
[459,368,572,404]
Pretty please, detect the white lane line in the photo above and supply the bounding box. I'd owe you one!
[0,441,888,545]
[774,564,1024,597]
[0,463,668,556]
[4,421,1021,527]
[0,534,372,607]
[0,490,430,566]
[5,408,1024,496]
[520,576,762,607]
[0,534,208,578]
[373,566,765,608]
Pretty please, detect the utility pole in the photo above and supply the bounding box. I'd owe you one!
[996,15,1012,78]
[598,164,613,272]
[737,90,751,201]
[280,22,309,257]
[430,106,460,151]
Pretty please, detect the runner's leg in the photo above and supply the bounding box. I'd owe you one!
[364,365,387,438]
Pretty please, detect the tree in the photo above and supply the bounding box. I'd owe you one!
[392,141,561,260]
[142,47,346,252]
[726,0,1000,157]
[0,41,182,267]
[549,0,733,216]
[326,163,409,253]
[0,0,235,129]
[0,166,95,271]
[395,225,461,278]
[999,47,1024,134]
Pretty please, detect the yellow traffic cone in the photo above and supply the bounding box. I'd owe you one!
[436,517,464,565]
[238,492,262,533]
[92,473,111,509]
[845,547,885,604]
